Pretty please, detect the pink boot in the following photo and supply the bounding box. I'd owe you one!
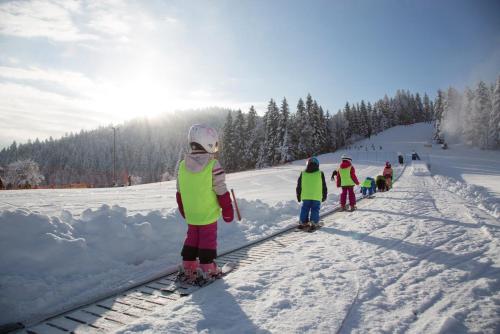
[199,262,221,279]
[181,260,198,281]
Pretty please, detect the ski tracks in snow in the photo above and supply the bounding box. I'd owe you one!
[321,165,500,334]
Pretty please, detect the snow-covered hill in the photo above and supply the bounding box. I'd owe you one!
[1,123,499,332]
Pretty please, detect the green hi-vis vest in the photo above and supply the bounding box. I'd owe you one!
[362,179,372,188]
[301,171,322,201]
[339,167,355,187]
[178,159,221,225]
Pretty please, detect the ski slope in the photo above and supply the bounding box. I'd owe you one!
[119,162,500,333]
[1,123,499,332]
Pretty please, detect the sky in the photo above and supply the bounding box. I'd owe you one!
[0,0,499,149]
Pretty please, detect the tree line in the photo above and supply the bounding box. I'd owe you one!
[220,91,434,172]
[1,76,498,187]
[0,108,230,187]
[434,75,500,150]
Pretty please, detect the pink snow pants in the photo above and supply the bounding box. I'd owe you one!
[340,186,356,207]
[184,222,217,250]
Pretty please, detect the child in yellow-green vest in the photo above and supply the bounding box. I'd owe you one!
[360,177,376,197]
[336,154,360,211]
[176,124,234,280]
[296,157,327,230]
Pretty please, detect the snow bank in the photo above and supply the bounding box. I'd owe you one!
[433,175,499,218]
[0,199,301,325]
[0,206,185,276]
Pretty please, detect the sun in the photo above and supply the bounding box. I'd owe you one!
[96,74,170,121]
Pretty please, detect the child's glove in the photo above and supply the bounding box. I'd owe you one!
[176,192,185,218]
[217,192,234,223]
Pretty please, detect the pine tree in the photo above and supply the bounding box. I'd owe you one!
[232,109,246,170]
[324,110,334,151]
[290,99,306,159]
[244,105,260,169]
[222,111,236,171]
[380,95,392,128]
[259,99,280,166]
[300,96,314,157]
[343,102,353,139]
[463,87,476,145]
[352,103,361,136]
[279,128,293,163]
[366,102,373,138]
[488,76,500,149]
[474,81,492,149]
[277,98,290,162]
[423,93,432,123]
[359,100,369,137]
[310,100,323,154]
[318,106,329,152]
[434,90,445,140]
[415,93,424,123]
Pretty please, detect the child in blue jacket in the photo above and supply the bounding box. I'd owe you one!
[360,177,376,197]
[296,157,327,230]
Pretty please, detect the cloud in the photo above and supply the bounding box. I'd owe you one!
[0,66,114,147]
[0,0,157,43]
[0,0,97,42]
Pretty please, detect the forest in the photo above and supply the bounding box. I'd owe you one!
[1,75,499,187]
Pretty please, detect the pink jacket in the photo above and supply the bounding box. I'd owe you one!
[336,160,360,187]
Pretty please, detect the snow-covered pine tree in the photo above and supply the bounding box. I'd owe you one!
[488,76,500,149]
[359,100,369,137]
[310,100,324,154]
[462,87,476,146]
[382,95,395,128]
[343,102,353,139]
[370,104,380,135]
[300,95,315,157]
[259,99,281,166]
[415,93,424,123]
[221,111,236,171]
[366,102,373,138]
[334,111,348,148]
[244,106,261,169]
[318,106,329,152]
[423,93,432,123]
[352,103,361,137]
[474,81,492,149]
[289,99,305,159]
[434,90,445,140]
[324,110,334,151]
[279,128,293,163]
[233,109,246,170]
[277,98,290,162]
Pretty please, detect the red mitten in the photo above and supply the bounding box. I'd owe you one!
[176,192,185,218]
[217,192,234,223]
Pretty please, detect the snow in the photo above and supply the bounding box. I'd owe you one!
[1,122,499,332]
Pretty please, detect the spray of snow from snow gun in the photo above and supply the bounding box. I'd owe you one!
[230,188,242,221]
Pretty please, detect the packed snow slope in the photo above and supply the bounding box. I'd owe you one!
[0,122,499,329]
[121,162,500,334]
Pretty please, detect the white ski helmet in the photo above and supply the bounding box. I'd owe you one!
[341,154,352,161]
[188,124,219,153]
